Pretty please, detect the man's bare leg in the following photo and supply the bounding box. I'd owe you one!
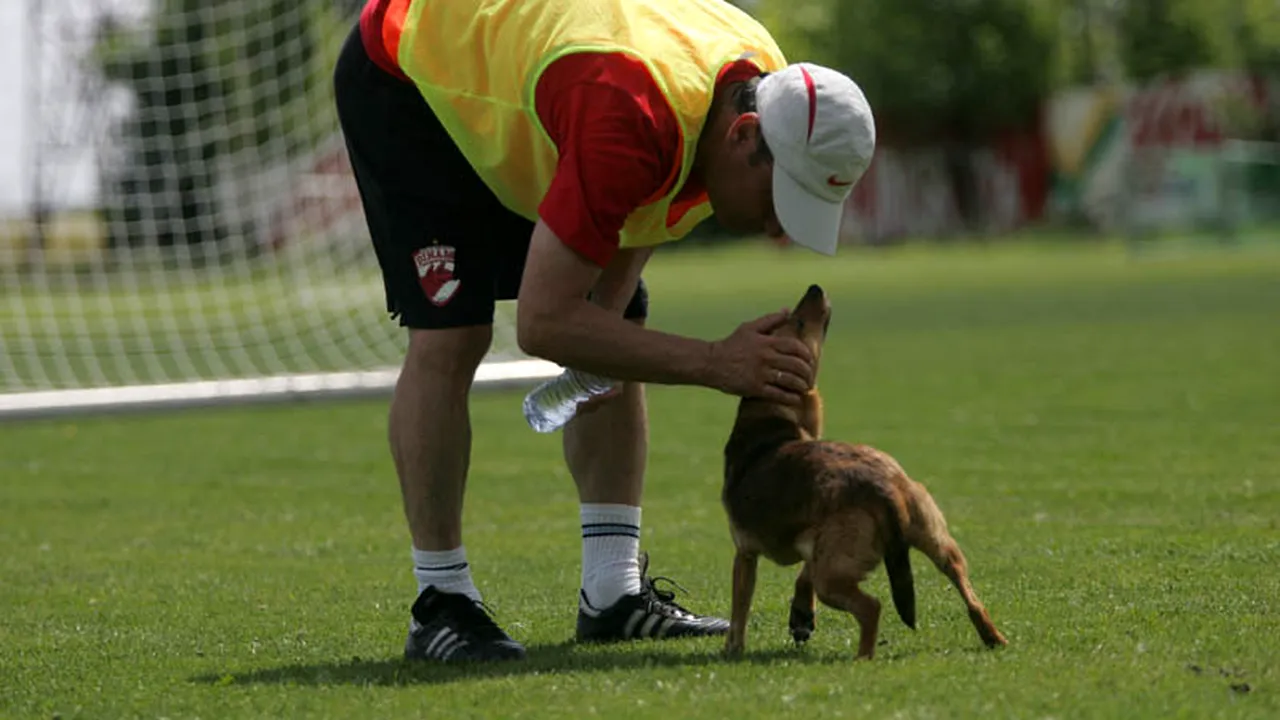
[390,326,491,603]
[564,322,728,641]
[393,325,527,662]
[566,370,730,641]
[564,376,649,608]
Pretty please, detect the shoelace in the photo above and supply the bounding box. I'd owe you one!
[642,574,697,618]
[450,597,512,643]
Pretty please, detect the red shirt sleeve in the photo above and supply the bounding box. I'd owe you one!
[534,53,681,268]
[534,55,766,266]
[359,0,409,80]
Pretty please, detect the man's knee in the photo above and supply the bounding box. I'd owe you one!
[404,325,493,386]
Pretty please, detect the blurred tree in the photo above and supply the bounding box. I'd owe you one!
[1234,0,1280,77]
[1117,0,1214,81]
[95,1,223,249]
[1072,0,1101,83]
[748,0,1278,93]
[1041,0,1125,86]
[1231,0,1280,142]
[93,0,337,250]
[743,0,1055,232]
[870,0,1050,141]
[753,0,1054,145]
[745,0,831,64]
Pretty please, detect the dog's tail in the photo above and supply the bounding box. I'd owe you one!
[880,494,916,630]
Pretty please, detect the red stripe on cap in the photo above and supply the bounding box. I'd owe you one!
[801,66,817,143]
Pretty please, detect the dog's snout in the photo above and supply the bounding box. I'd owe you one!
[803,284,830,314]
[792,284,831,321]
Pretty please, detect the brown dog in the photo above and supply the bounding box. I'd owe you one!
[721,284,1007,660]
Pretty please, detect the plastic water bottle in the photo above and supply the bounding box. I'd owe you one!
[522,368,620,433]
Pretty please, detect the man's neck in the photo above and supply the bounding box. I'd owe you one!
[691,80,742,175]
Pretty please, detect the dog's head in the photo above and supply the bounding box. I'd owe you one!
[775,283,832,374]
[735,284,832,439]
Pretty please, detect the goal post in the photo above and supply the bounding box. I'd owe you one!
[0,361,561,421]
[1,0,559,421]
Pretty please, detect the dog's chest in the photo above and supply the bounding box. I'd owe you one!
[723,468,816,566]
[728,521,812,566]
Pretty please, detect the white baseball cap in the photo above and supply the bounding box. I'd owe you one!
[756,63,876,255]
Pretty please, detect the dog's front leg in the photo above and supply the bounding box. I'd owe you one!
[725,550,759,658]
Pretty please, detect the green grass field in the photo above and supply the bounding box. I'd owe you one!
[2,239,1278,719]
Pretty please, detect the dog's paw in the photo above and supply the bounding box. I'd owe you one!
[723,639,746,659]
[789,605,815,645]
[982,627,1008,648]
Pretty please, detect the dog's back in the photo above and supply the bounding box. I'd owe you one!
[801,440,918,630]
[723,414,918,629]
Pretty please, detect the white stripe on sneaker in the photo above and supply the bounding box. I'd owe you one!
[425,628,453,657]
[623,609,646,638]
[439,636,469,661]
[437,635,459,659]
[639,613,662,638]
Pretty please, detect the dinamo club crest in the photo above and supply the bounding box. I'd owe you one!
[413,244,460,307]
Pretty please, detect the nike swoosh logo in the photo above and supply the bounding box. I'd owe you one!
[827,175,853,187]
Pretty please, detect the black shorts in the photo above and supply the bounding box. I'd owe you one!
[332,24,647,329]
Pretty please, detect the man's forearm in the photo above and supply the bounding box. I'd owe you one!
[517,222,720,389]
[521,299,714,387]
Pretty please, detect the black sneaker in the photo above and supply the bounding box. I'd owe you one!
[403,587,526,662]
[575,552,730,643]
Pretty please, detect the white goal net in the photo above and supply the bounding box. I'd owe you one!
[1,0,557,419]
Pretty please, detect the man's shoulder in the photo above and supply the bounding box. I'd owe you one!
[539,51,763,95]
[537,51,664,98]
[534,50,680,153]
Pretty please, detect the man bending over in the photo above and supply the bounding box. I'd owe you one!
[333,0,875,662]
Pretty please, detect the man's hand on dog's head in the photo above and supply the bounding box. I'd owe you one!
[707,309,814,406]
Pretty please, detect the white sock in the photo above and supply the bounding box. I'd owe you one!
[580,503,642,609]
[412,546,481,603]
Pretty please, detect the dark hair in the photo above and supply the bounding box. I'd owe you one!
[733,73,773,167]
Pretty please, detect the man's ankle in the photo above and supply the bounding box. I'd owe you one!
[412,546,482,604]
[580,503,642,608]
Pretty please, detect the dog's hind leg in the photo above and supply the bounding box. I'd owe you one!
[789,563,816,644]
[811,510,883,659]
[813,574,881,660]
[906,487,1007,648]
